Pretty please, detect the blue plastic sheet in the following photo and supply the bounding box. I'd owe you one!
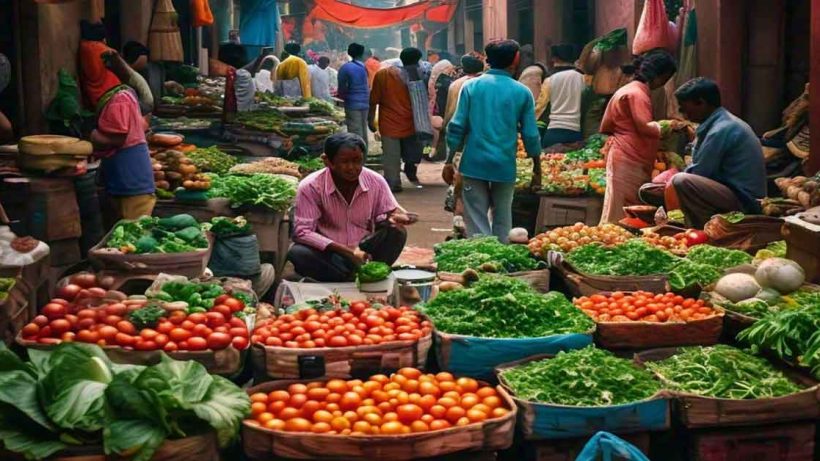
[575,431,651,461]
[435,331,592,380]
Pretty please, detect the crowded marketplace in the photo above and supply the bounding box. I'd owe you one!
[0,0,818,460]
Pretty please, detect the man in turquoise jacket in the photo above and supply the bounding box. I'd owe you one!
[444,39,542,242]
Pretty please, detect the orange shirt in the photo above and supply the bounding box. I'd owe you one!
[365,57,381,87]
[369,66,415,139]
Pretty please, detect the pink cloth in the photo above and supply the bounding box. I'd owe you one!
[97,90,147,149]
[600,81,661,166]
[293,167,400,250]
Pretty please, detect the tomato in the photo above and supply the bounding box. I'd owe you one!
[396,404,423,424]
[205,312,226,328]
[264,336,283,346]
[328,335,348,347]
[38,337,62,345]
[214,294,230,305]
[21,323,40,337]
[206,332,232,350]
[61,332,76,342]
[229,327,248,338]
[156,321,174,334]
[192,324,213,338]
[39,324,53,338]
[685,229,709,246]
[169,328,192,342]
[49,319,71,335]
[42,303,67,320]
[56,284,83,301]
[231,336,248,351]
[140,329,159,341]
[105,303,128,317]
[115,333,136,347]
[163,341,178,352]
[98,326,119,341]
[188,313,207,324]
[76,329,98,343]
[153,334,169,348]
[134,340,157,351]
[180,320,196,331]
[76,309,96,320]
[223,297,244,312]
[168,311,187,325]
[211,304,232,319]
[187,337,208,351]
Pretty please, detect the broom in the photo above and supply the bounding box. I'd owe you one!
[148,0,184,62]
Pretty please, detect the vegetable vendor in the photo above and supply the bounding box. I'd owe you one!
[639,78,766,228]
[288,132,415,282]
[276,42,311,98]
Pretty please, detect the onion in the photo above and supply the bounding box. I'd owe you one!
[754,258,805,294]
[715,273,761,303]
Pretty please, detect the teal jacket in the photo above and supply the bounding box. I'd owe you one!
[446,69,541,183]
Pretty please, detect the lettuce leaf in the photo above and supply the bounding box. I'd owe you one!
[191,376,251,446]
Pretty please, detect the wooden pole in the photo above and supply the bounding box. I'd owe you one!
[808,0,820,175]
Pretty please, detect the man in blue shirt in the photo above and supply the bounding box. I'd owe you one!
[668,78,766,228]
[444,40,542,242]
[338,43,371,153]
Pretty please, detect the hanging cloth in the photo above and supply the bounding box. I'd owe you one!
[191,0,215,27]
[676,6,698,86]
[239,0,280,45]
[308,0,458,29]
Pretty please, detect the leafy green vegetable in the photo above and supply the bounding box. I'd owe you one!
[501,347,661,406]
[152,282,225,313]
[593,28,628,52]
[207,174,296,212]
[420,276,594,338]
[206,216,251,236]
[645,345,802,399]
[128,305,167,330]
[187,146,238,175]
[0,278,14,302]
[106,216,208,254]
[0,343,250,461]
[158,214,199,231]
[722,211,746,224]
[434,236,539,273]
[668,259,722,291]
[357,262,392,283]
[737,304,820,378]
[685,244,753,270]
[565,240,679,276]
[291,155,325,174]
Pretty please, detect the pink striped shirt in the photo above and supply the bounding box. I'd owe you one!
[293,167,399,250]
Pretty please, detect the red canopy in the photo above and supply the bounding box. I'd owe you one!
[309,0,459,29]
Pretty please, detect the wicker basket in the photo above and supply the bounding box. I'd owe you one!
[635,348,820,428]
[495,354,671,440]
[251,331,433,381]
[241,380,517,460]
[553,261,668,298]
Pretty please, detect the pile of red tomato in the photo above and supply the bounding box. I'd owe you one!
[252,302,431,349]
[245,367,510,435]
[573,291,719,323]
[20,273,250,352]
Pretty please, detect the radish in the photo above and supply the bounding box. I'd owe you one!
[714,273,761,303]
[754,258,805,294]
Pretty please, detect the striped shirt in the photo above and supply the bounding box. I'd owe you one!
[293,167,399,250]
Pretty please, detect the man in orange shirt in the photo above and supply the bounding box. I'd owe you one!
[368,48,424,192]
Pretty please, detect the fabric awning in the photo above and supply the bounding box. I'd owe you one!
[308,0,459,29]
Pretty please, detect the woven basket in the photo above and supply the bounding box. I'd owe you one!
[241,380,517,460]
[553,261,668,298]
[635,348,820,428]
[148,0,183,62]
[251,331,432,381]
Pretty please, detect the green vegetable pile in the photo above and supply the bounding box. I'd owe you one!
[298,97,342,117]
[0,343,249,461]
[564,134,607,162]
[667,245,754,291]
[737,304,820,378]
[234,110,287,132]
[187,146,238,175]
[106,215,209,254]
[207,174,296,212]
[207,216,251,237]
[644,345,803,399]
[565,240,679,276]
[0,278,14,302]
[151,281,226,314]
[357,262,392,284]
[755,240,787,261]
[128,305,166,329]
[721,288,820,319]
[685,245,753,271]
[434,236,539,273]
[291,155,325,174]
[420,276,594,338]
[500,347,661,406]
[593,28,628,52]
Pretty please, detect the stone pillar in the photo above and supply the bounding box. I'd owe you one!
[809,0,820,175]
[483,0,507,43]
[533,0,563,64]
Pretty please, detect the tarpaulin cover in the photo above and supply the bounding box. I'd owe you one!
[434,331,593,380]
[309,0,458,29]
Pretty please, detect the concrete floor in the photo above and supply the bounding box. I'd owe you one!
[394,161,453,249]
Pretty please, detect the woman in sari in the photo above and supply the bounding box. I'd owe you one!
[599,50,677,223]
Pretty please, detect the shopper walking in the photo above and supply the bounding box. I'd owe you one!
[338,43,371,152]
[537,44,586,148]
[369,48,426,192]
[445,40,542,242]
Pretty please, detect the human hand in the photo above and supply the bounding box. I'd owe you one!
[442,164,455,185]
[389,211,417,226]
[349,248,370,266]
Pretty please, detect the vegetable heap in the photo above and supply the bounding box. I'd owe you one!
[711,258,807,313]
[0,342,249,461]
[149,281,226,314]
[737,304,820,378]
[206,216,251,236]
[727,288,820,318]
[187,146,238,174]
[434,236,539,273]
[501,347,661,406]
[421,276,594,338]
[666,245,754,291]
[229,157,301,177]
[686,244,753,270]
[574,291,719,323]
[245,368,510,434]
[291,156,325,175]
[528,223,634,256]
[105,215,208,254]
[644,345,802,399]
[564,240,679,276]
[207,174,297,212]
[357,262,392,283]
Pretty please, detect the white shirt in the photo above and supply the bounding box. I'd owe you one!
[327,67,338,95]
[547,69,586,131]
[308,64,332,101]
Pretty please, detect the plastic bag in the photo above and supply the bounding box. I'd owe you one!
[191,0,214,27]
[633,0,678,55]
[235,69,257,112]
[575,431,651,461]
[208,234,261,277]
[254,69,274,93]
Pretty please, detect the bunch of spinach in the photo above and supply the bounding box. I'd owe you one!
[434,236,540,273]
[106,216,208,254]
[667,259,723,291]
[420,276,594,338]
[565,240,679,276]
[645,345,802,399]
[207,174,296,212]
[737,305,820,378]
[500,347,661,406]
[685,245,753,270]
[0,343,249,461]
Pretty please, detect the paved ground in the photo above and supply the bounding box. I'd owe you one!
[394,161,453,249]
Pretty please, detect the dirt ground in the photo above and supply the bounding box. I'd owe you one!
[393,161,453,249]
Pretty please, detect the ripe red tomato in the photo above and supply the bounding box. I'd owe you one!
[349,301,369,316]
[229,327,249,338]
[105,303,128,317]
[115,333,136,347]
[49,319,71,335]
[328,336,348,347]
[56,284,82,301]
[163,341,179,352]
[205,312,226,328]
[33,315,49,327]
[98,326,119,342]
[211,305,232,319]
[206,332,232,350]
[229,317,246,329]
[22,323,40,337]
[223,297,245,312]
[232,336,249,350]
[154,334,170,348]
[187,337,208,351]
[214,294,230,305]
[134,340,157,351]
[42,303,67,320]
[188,313,207,324]
[192,324,213,338]
[169,327,191,342]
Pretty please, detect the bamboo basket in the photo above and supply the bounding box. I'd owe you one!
[437,268,550,293]
[553,261,668,298]
[241,379,517,460]
[495,354,671,440]
[251,330,433,380]
[148,0,183,62]
[635,348,820,428]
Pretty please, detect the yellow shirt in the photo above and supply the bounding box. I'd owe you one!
[276,55,311,98]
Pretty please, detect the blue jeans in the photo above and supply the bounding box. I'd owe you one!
[461,177,515,243]
[542,128,583,149]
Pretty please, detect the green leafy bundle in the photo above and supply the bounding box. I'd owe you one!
[420,276,594,338]
[645,345,803,399]
[434,236,539,273]
[685,245,753,271]
[187,146,238,175]
[291,156,325,174]
[150,281,225,314]
[667,259,722,291]
[565,240,679,276]
[0,343,249,461]
[207,216,251,236]
[737,305,820,378]
[106,215,208,254]
[208,174,296,212]
[357,262,392,283]
[501,347,661,406]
